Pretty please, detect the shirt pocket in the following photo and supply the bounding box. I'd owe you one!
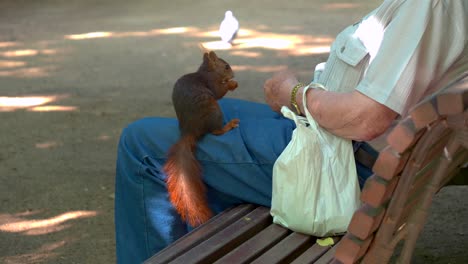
[334,29,369,67]
[319,25,370,93]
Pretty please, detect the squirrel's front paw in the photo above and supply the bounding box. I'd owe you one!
[211,118,240,136]
[227,118,240,129]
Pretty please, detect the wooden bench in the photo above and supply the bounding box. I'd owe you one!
[145,75,468,264]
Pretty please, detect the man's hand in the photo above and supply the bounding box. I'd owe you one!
[263,70,300,112]
[264,70,398,141]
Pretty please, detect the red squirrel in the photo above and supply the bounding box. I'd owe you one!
[163,51,239,227]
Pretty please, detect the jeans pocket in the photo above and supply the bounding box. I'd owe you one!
[139,155,167,185]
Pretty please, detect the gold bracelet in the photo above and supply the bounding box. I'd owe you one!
[290,83,305,115]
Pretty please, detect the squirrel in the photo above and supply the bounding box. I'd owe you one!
[163,50,239,227]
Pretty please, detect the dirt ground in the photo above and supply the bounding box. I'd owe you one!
[0,1,466,263]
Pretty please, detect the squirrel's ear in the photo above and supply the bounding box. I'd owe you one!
[200,44,215,69]
[208,51,218,61]
[202,52,215,71]
[207,51,218,70]
[202,51,218,71]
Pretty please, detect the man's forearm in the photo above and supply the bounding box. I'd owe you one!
[296,86,397,141]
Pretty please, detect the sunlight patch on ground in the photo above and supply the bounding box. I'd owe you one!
[97,134,111,141]
[40,49,59,55]
[322,3,361,10]
[0,48,59,58]
[156,27,193,34]
[64,27,198,40]
[0,42,18,48]
[1,49,38,58]
[3,251,59,264]
[35,141,62,149]
[231,65,288,73]
[0,60,27,68]
[0,210,98,235]
[289,45,331,55]
[200,29,332,56]
[65,31,113,40]
[0,210,89,263]
[230,50,262,58]
[0,67,53,78]
[0,48,59,78]
[236,37,294,50]
[29,105,78,112]
[0,94,76,112]
[2,240,72,264]
[64,26,332,56]
[0,95,56,108]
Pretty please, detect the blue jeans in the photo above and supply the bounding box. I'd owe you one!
[114,98,374,264]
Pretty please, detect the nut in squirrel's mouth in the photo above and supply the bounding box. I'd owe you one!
[222,78,234,84]
[223,78,238,91]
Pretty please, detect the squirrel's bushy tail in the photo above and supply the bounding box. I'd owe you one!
[163,135,212,227]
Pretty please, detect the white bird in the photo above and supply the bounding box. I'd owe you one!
[219,10,239,44]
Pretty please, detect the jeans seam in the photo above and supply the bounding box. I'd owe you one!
[200,159,274,166]
[138,159,151,260]
[154,155,274,166]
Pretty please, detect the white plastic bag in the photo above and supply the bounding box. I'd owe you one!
[270,85,361,237]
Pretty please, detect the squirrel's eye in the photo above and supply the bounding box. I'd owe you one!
[225,64,230,70]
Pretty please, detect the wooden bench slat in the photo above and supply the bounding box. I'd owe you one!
[418,128,451,166]
[144,204,256,264]
[290,237,341,264]
[214,224,290,264]
[446,109,467,130]
[439,151,468,187]
[360,119,464,263]
[456,129,468,149]
[398,149,468,227]
[251,232,315,264]
[408,158,441,199]
[360,242,394,264]
[170,206,271,264]
[381,120,448,234]
[383,129,453,218]
[405,138,463,198]
[316,244,339,264]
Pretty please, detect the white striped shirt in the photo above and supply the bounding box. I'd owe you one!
[314,0,467,116]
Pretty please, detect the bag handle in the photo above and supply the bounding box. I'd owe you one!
[302,83,325,132]
[301,84,335,152]
[280,106,299,124]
